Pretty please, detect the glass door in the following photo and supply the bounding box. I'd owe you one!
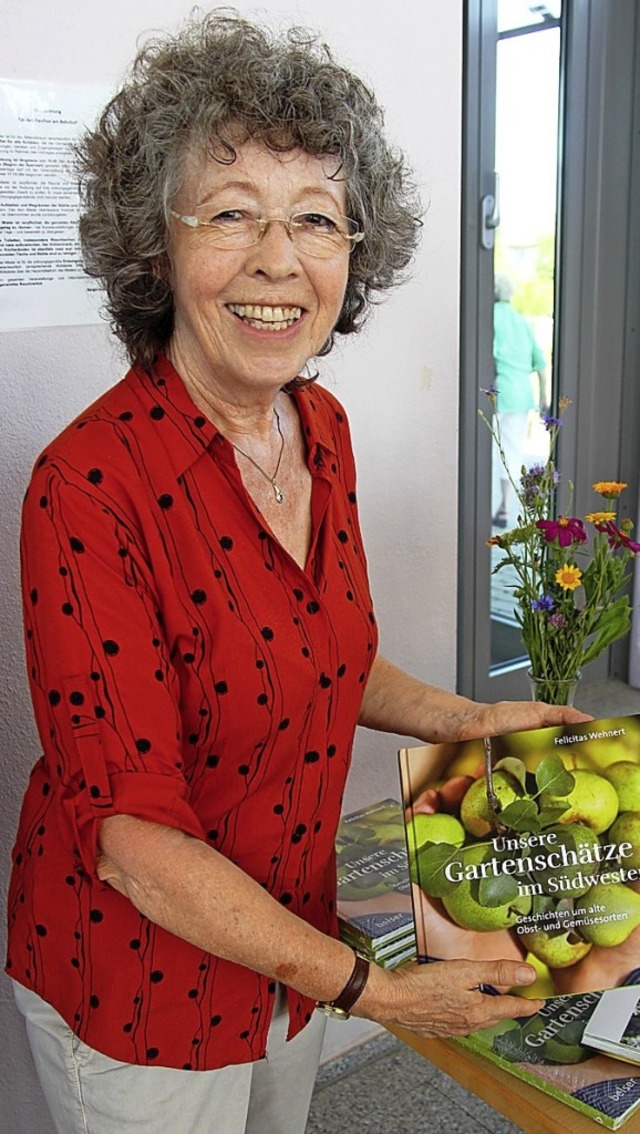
[489,2,563,675]
[459,0,640,702]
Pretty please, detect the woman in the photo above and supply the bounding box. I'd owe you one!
[6,13,589,1134]
[492,272,549,527]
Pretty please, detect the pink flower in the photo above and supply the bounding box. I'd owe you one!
[549,612,567,629]
[536,517,587,547]
[594,520,640,553]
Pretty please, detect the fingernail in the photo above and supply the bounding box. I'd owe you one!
[516,965,536,984]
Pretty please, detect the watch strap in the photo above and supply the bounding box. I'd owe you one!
[317,952,370,1019]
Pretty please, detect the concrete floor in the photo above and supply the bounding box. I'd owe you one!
[306,678,640,1133]
[307,1031,521,1133]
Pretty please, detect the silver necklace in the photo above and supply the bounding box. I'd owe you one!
[230,407,286,504]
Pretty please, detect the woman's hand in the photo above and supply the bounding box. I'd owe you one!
[359,655,592,746]
[355,958,543,1039]
[468,699,592,743]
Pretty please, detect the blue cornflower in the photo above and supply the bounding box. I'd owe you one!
[531,595,556,613]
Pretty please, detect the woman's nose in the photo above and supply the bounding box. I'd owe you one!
[246,218,300,276]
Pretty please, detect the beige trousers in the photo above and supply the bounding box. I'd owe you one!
[13,981,326,1134]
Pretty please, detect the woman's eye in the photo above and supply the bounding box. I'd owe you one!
[298,212,339,232]
[209,209,245,224]
[195,208,246,225]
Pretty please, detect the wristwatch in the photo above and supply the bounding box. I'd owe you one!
[316,952,371,1020]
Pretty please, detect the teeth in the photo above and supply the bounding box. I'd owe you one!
[246,319,291,331]
[228,304,302,324]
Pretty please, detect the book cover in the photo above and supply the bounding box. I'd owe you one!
[457,988,640,1130]
[398,715,640,1000]
[336,798,416,958]
[583,986,640,1064]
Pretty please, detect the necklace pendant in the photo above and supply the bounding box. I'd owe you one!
[273,482,284,504]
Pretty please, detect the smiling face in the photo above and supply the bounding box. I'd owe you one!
[166,140,351,404]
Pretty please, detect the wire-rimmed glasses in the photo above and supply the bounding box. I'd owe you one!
[170,207,364,258]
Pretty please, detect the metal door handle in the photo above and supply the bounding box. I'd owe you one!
[481,173,500,249]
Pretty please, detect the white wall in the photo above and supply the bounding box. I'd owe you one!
[0,1,462,1124]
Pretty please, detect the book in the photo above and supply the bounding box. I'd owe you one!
[582,985,640,1064]
[457,988,640,1129]
[336,798,416,967]
[398,714,640,999]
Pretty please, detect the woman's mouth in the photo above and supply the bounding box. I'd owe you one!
[227,303,303,331]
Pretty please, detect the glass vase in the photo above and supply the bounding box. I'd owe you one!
[527,667,582,707]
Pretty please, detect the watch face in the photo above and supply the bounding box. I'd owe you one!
[316,1003,350,1020]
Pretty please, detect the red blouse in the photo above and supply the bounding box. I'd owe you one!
[6,356,378,1070]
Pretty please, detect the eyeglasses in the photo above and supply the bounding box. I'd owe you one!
[169,207,364,259]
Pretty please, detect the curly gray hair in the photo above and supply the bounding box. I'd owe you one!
[77,9,423,369]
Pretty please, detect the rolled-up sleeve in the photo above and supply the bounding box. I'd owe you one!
[22,453,205,877]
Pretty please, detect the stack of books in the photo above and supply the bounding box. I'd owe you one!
[456,988,640,1130]
[336,798,416,969]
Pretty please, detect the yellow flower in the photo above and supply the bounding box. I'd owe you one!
[592,481,627,497]
[555,563,583,591]
[585,511,616,524]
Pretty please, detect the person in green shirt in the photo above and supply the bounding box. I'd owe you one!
[492,272,549,527]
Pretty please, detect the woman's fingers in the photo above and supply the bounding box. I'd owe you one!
[369,958,544,1039]
[457,958,537,990]
[408,775,475,816]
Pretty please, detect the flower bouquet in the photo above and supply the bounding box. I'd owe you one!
[482,392,639,704]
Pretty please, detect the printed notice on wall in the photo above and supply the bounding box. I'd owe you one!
[0,80,110,331]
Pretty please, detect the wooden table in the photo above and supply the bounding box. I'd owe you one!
[388,1026,640,1134]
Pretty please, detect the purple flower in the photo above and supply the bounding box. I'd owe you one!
[520,466,545,504]
[521,464,545,486]
[549,612,567,629]
[543,414,563,432]
[531,596,555,613]
[520,465,560,505]
[481,386,498,403]
[537,517,587,547]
